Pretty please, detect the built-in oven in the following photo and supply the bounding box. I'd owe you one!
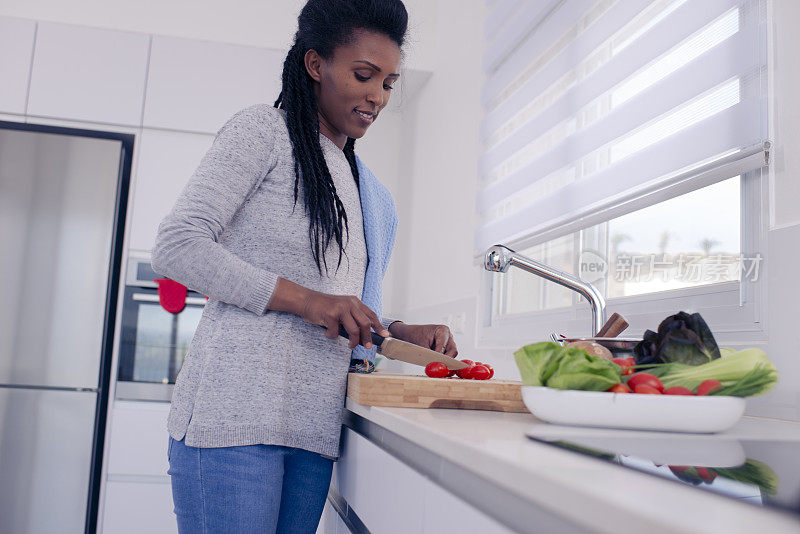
[115,256,206,401]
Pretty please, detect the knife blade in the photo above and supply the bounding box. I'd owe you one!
[328,325,468,370]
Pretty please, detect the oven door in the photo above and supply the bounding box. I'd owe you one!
[116,285,206,401]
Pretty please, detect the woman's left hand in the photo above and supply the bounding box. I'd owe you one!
[392,323,458,358]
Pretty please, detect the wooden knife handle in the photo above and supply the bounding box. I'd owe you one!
[596,312,629,338]
[333,324,386,347]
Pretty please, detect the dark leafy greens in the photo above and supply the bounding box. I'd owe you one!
[634,311,721,366]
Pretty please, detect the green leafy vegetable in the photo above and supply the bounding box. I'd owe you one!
[634,311,721,366]
[514,342,621,391]
[712,459,779,496]
[645,348,777,397]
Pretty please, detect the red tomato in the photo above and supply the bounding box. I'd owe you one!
[694,466,717,483]
[627,372,664,392]
[607,383,631,393]
[633,384,662,394]
[424,362,449,378]
[611,357,635,376]
[456,359,475,379]
[485,364,494,379]
[696,379,722,396]
[446,369,457,378]
[471,364,491,380]
[663,386,695,396]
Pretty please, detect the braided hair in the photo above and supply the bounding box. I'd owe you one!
[274,0,408,276]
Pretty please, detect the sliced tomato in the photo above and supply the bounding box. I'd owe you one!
[663,386,695,395]
[424,362,449,378]
[633,384,662,394]
[696,379,722,396]
[607,383,631,393]
[627,372,664,392]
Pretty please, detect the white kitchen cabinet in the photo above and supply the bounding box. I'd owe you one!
[335,428,514,534]
[102,401,175,534]
[106,400,171,476]
[337,428,426,533]
[421,472,515,534]
[0,17,36,115]
[128,128,215,253]
[27,22,149,126]
[142,35,284,134]
[102,479,176,534]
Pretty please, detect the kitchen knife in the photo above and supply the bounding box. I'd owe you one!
[327,325,468,370]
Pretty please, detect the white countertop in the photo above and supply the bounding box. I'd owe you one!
[345,398,800,534]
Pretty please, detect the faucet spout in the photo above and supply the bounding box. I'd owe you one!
[484,244,606,336]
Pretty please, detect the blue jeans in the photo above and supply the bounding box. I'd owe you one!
[167,436,334,533]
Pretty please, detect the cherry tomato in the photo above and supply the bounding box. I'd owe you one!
[633,384,662,394]
[471,364,491,380]
[424,362,449,378]
[696,379,722,396]
[446,369,457,378]
[607,383,631,393]
[627,372,664,392]
[611,357,635,376]
[484,364,494,379]
[694,466,717,483]
[663,386,695,395]
[456,359,475,379]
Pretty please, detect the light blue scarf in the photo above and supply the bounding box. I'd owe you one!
[350,154,398,365]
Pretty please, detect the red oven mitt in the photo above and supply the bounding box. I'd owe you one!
[154,278,187,314]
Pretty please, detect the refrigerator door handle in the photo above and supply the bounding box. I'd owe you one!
[132,293,207,306]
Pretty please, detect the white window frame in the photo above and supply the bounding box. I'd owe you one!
[476,164,769,349]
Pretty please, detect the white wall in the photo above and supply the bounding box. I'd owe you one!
[386,0,800,422]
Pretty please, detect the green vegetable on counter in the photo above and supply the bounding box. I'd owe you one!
[712,459,779,496]
[514,342,621,391]
[645,348,777,397]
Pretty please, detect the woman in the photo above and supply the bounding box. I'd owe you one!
[151,0,459,532]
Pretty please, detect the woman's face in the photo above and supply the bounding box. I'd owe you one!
[305,30,401,150]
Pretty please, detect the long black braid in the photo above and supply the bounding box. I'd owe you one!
[273,0,408,277]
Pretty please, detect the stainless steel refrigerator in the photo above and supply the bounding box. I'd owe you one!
[0,122,132,533]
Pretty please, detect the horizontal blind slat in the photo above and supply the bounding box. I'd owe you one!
[477,22,760,210]
[481,0,739,141]
[483,0,565,75]
[482,0,651,117]
[481,0,590,102]
[474,97,763,252]
[484,0,523,41]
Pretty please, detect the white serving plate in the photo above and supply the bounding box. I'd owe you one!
[521,386,746,433]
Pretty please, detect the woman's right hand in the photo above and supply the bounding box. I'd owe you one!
[301,291,391,350]
[266,277,391,350]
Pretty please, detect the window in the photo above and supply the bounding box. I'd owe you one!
[477,0,769,345]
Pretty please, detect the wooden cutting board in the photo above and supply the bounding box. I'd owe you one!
[347,371,528,412]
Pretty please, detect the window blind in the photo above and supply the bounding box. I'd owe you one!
[475,0,768,256]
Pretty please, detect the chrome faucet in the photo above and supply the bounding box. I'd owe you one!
[483,244,606,336]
